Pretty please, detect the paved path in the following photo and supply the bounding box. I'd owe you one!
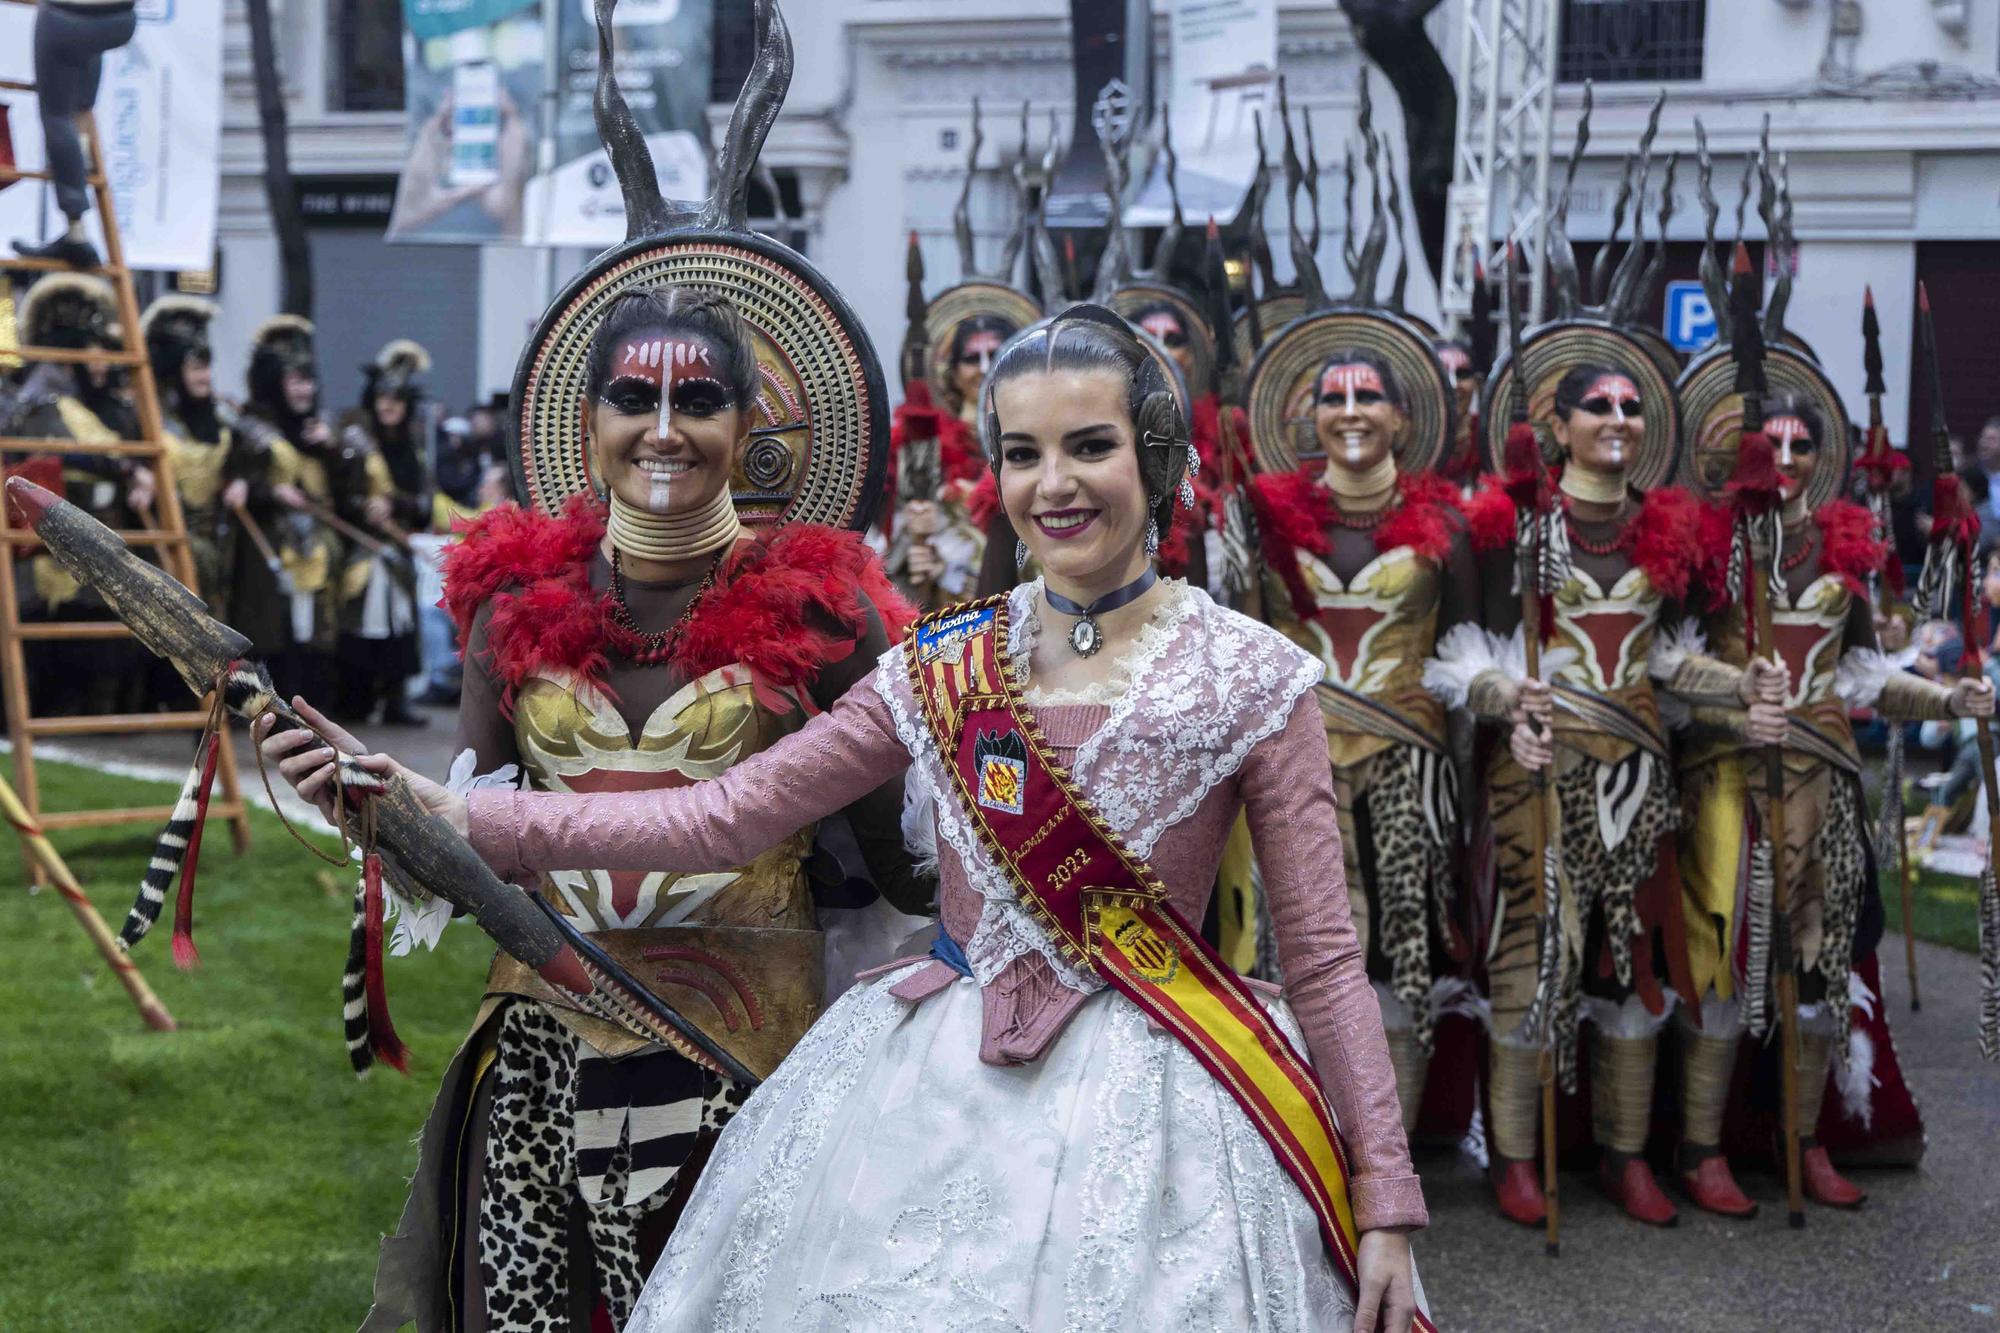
[36,712,2000,1330]
[1415,937,2000,1330]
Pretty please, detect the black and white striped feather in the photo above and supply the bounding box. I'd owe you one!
[1744,834,1777,1038]
[341,875,373,1075]
[1978,863,1999,1061]
[118,747,210,951]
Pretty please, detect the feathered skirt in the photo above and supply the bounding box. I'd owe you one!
[624,962,1402,1332]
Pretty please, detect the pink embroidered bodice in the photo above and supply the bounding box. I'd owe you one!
[466,581,1427,1231]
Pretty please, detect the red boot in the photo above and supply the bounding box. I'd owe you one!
[1680,1153,1758,1218]
[1600,1154,1678,1226]
[1802,1144,1867,1208]
[1491,1158,1547,1226]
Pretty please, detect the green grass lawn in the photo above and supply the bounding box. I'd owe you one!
[0,759,492,1333]
[1895,865,1986,956]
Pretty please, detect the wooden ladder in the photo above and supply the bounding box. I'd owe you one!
[0,88,252,881]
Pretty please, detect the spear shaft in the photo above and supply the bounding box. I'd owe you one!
[1504,246,1560,1258]
[1860,287,1920,1009]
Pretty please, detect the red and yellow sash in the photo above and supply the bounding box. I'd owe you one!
[909,597,1432,1325]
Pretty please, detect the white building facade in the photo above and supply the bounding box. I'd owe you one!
[206,0,2000,444]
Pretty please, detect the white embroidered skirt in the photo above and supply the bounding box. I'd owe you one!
[626,963,1392,1332]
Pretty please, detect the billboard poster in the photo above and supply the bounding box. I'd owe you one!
[392,0,711,248]
[531,0,712,247]
[1129,0,1276,226]
[389,0,548,243]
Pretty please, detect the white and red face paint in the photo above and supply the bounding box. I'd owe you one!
[957,330,1005,378]
[606,334,727,513]
[1139,311,1187,347]
[1576,373,1641,467]
[1436,345,1472,377]
[1319,362,1389,464]
[1767,413,1813,495]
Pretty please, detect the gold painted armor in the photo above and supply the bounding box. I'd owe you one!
[486,662,825,1076]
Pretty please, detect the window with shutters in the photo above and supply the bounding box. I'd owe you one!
[712,0,757,102]
[1557,0,1706,84]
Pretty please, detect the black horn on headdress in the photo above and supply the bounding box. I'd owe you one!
[953,98,987,277]
[1279,77,1326,312]
[1545,81,1591,319]
[1694,118,1731,343]
[594,0,791,243]
[1347,74,1388,306]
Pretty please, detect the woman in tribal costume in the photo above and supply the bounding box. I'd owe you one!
[1430,330,1763,1229]
[4,275,152,714]
[1670,363,1991,1216]
[332,340,435,726]
[235,315,346,700]
[142,296,294,666]
[1245,306,1475,1134]
[277,301,1431,1332]
[261,7,927,1328]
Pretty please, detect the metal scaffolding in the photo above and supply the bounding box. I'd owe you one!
[1439,0,1560,333]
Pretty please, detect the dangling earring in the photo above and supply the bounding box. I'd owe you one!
[1178,474,1197,510]
[1145,518,1161,556]
[1015,539,1029,572]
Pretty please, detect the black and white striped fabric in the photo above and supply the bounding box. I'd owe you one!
[572,1040,728,1208]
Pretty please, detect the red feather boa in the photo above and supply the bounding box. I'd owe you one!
[1814,498,1891,595]
[441,496,914,715]
[1251,469,1464,620]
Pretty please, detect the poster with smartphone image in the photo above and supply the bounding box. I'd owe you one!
[529,0,713,247]
[391,0,547,243]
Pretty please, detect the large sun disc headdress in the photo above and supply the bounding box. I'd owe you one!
[511,0,887,530]
[1241,83,1453,477]
[1478,85,1683,488]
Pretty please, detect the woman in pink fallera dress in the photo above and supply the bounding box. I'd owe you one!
[264,306,1429,1332]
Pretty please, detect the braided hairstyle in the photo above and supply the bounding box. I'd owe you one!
[584,286,761,411]
[979,303,1191,543]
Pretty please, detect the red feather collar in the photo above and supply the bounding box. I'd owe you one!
[1811,498,1890,594]
[441,495,914,716]
[1251,470,1465,621]
[1463,481,1707,602]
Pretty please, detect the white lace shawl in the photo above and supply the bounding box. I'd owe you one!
[873,580,1323,993]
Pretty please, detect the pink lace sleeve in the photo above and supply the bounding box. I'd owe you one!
[466,667,911,880]
[1241,691,1429,1233]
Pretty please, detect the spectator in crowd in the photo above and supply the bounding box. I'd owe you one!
[11,0,138,269]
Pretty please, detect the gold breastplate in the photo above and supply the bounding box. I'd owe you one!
[498,662,825,1071]
[1292,545,1447,767]
[513,663,816,933]
[1549,563,1664,762]
[165,426,230,510]
[1696,576,1856,766]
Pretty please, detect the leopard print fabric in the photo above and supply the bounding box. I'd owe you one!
[477,1004,747,1332]
[1812,773,1868,1062]
[1539,754,1676,1089]
[1352,750,1455,1055]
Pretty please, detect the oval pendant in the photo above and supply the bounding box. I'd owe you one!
[1068,617,1102,657]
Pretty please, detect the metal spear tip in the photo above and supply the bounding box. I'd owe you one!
[4,475,58,528]
[1206,215,1219,241]
[1918,280,1932,314]
[1864,284,1875,308]
[1731,241,1753,275]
